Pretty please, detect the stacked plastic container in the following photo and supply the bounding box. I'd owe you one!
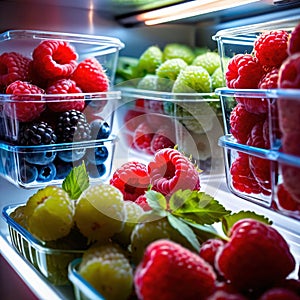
[213,16,300,221]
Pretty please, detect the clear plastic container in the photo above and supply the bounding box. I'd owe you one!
[116,87,225,175]
[2,204,88,286]
[68,258,105,300]
[0,135,118,188]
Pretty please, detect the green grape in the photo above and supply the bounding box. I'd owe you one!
[130,216,196,265]
[74,184,126,243]
[163,43,195,64]
[79,243,133,300]
[192,52,221,75]
[112,201,145,248]
[24,186,74,241]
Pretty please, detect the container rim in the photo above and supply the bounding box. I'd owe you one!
[0,29,125,50]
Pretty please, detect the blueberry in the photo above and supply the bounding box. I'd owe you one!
[54,158,73,179]
[86,145,109,165]
[23,151,56,165]
[37,163,56,182]
[58,148,86,162]
[20,163,38,183]
[90,119,111,140]
[86,162,106,178]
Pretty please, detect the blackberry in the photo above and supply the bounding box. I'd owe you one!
[56,110,91,143]
[18,121,57,145]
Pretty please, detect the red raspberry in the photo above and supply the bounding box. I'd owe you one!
[199,238,225,267]
[71,57,109,92]
[247,120,272,192]
[151,125,176,153]
[225,54,265,89]
[123,109,145,132]
[148,148,200,198]
[46,78,85,112]
[134,239,216,300]
[258,67,279,89]
[4,80,46,122]
[207,290,247,300]
[281,163,300,204]
[134,194,152,211]
[133,121,155,154]
[230,153,262,194]
[110,161,150,201]
[258,287,300,300]
[229,103,265,144]
[254,30,289,68]
[32,40,78,79]
[0,52,31,91]
[288,23,300,55]
[277,183,300,212]
[215,218,296,293]
[278,52,300,89]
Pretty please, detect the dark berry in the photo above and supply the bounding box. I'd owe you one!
[18,121,57,146]
[54,158,73,180]
[36,163,56,182]
[86,162,106,178]
[90,119,111,140]
[23,150,57,166]
[20,164,38,184]
[57,148,86,163]
[85,145,109,165]
[56,110,91,143]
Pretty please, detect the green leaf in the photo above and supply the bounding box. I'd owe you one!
[167,214,200,252]
[222,211,272,236]
[145,190,167,212]
[62,162,89,200]
[171,190,231,225]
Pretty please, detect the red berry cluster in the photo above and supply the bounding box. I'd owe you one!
[123,99,176,155]
[134,219,299,300]
[110,148,200,205]
[226,23,300,212]
[0,40,109,123]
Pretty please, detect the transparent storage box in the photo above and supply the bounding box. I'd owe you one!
[68,258,105,300]
[2,204,88,286]
[0,135,118,188]
[116,87,225,175]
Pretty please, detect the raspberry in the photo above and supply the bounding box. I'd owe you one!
[247,120,272,192]
[134,194,152,211]
[71,57,109,92]
[123,109,145,132]
[137,45,163,75]
[207,290,247,300]
[4,80,46,122]
[288,23,300,55]
[110,161,150,201]
[277,183,300,212]
[215,219,296,293]
[229,103,265,144]
[225,54,265,89]
[258,67,279,89]
[133,121,155,154]
[278,52,300,89]
[254,30,289,68]
[230,153,262,194]
[192,51,221,75]
[199,238,225,267]
[0,52,31,91]
[150,125,176,153]
[258,287,300,300]
[46,78,85,112]
[32,40,78,79]
[148,148,200,197]
[134,239,216,300]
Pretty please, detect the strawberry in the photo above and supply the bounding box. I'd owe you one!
[71,57,109,92]
[288,22,300,55]
[110,161,150,201]
[148,148,200,198]
[254,30,289,68]
[215,219,296,293]
[32,40,78,79]
[134,239,216,300]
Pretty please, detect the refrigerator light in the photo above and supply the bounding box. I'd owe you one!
[137,0,264,25]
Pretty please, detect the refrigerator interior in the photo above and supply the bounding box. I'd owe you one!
[0,0,300,299]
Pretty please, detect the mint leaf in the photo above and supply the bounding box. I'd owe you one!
[145,190,167,212]
[167,214,200,252]
[171,190,231,225]
[222,211,272,236]
[169,189,194,211]
[62,162,89,200]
